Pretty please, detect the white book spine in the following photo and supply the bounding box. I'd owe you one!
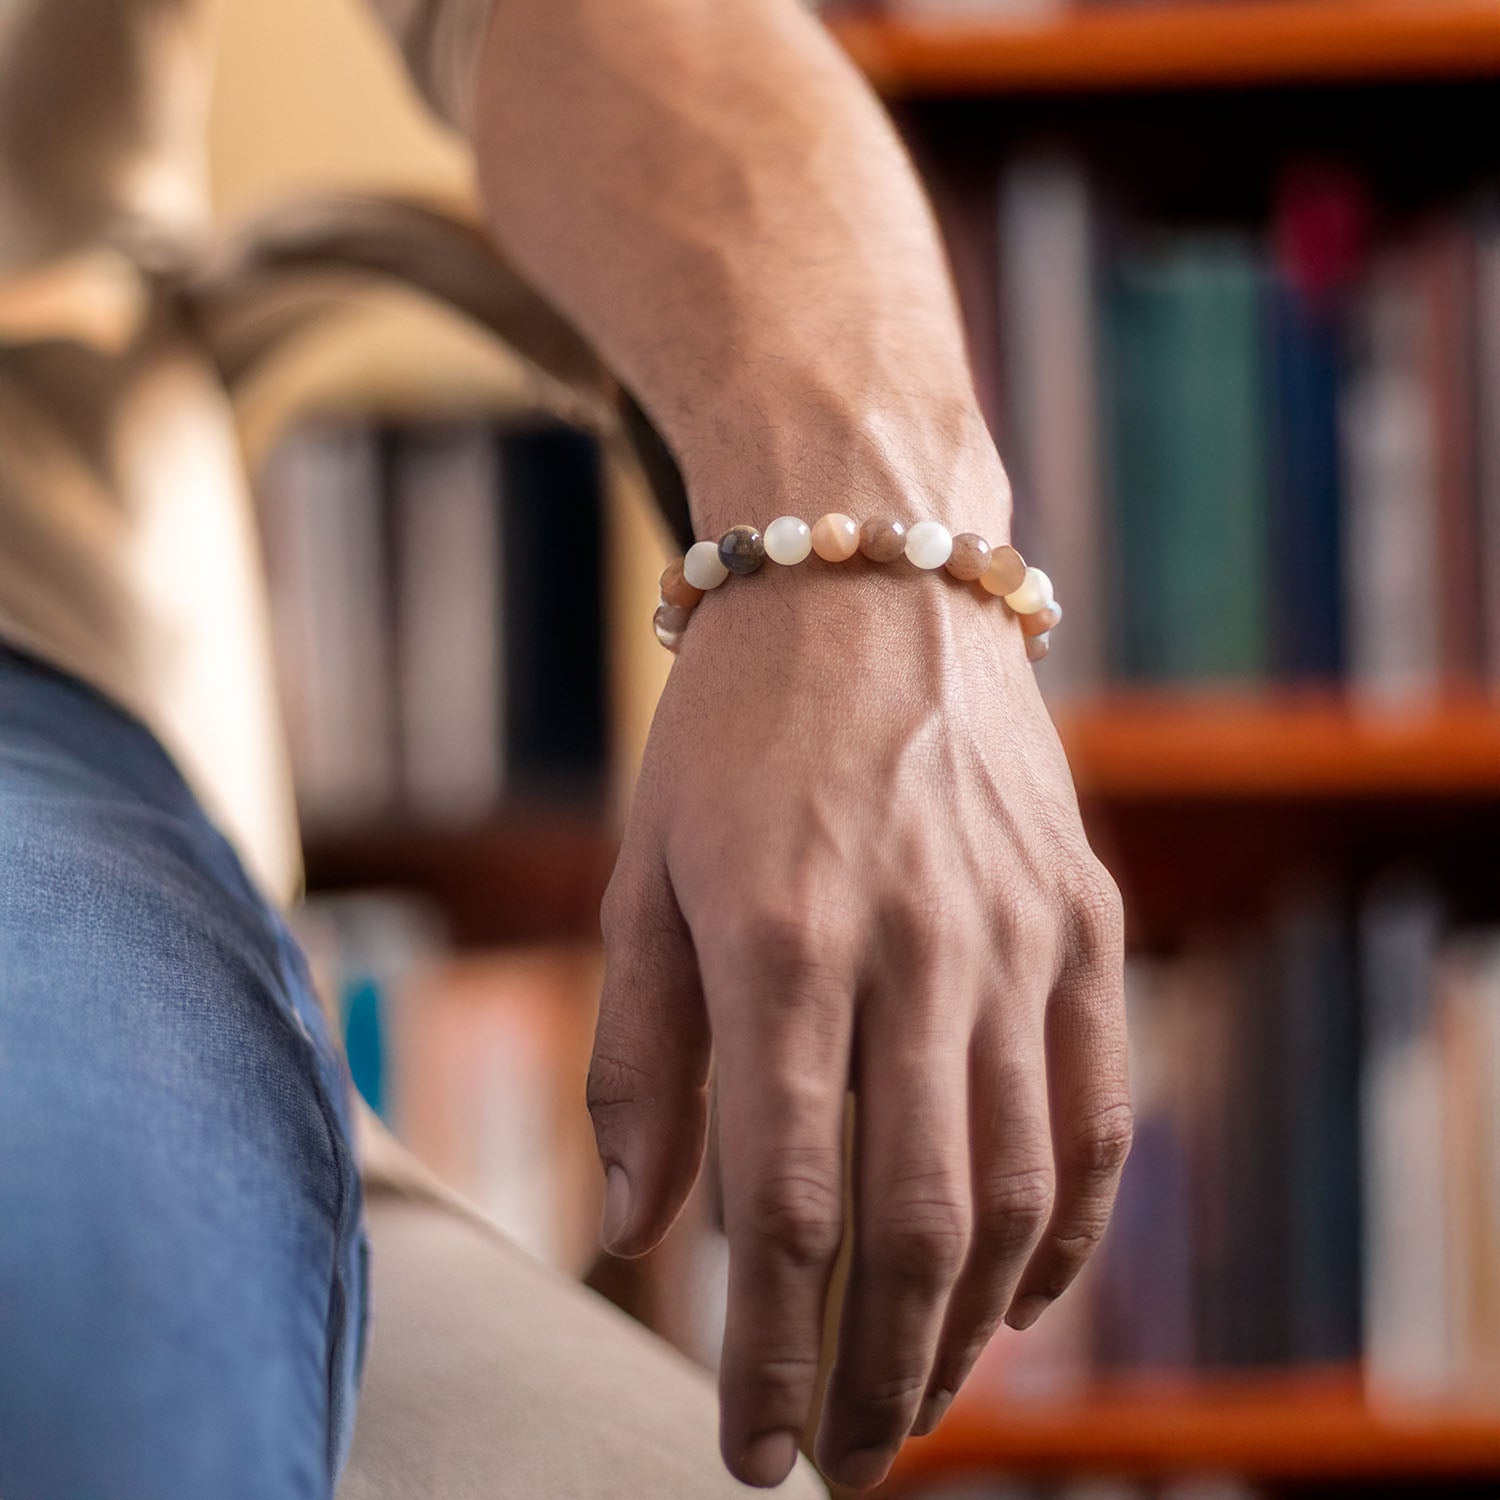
[260,425,396,826]
[998,153,1104,697]
[1340,258,1442,708]
[1361,886,1452,1401]
[1475,212,1500,692]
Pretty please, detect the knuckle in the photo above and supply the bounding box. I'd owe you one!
[739,902,848,984]
[1049,1220,1111,1275]
[1073,866,1125,955]
[868,1198,971,1288]
[1069,1098,1135,1179]
[853,1366,931,1420]
[974,1164,1055,1257]
[738,1349,823,1410]
[748,1168,844,1269]
[584,1049,649,1119]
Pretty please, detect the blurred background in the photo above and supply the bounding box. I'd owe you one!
[213,1,1500,1497]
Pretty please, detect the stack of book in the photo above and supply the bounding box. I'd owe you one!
[973,157,1500,704]
[961,878,1500,1403]
[257,416,610,831]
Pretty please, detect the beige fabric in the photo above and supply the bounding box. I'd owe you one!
[0,0,492,901]
[341,1180,827,1500]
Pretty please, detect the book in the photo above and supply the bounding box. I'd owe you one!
[1475,195,1500,692]
[390,421,506,821]
[1340,241,1445,706]
[998,152,1106,696]
[499,424,609,798]
[258,421,399,827]
[1102,236,1271,683]
[1266,167,1364,681]
[1359,877,1451,1400]
[1271,886,1361,1365]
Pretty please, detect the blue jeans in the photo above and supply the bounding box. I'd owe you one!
[0,644,366,1499]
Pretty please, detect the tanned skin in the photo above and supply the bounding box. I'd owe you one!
[471,1,1131,1489]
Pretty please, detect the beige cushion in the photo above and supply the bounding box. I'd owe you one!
[339,1145,826,1500]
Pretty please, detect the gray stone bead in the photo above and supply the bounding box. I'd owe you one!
[717,525,766,576]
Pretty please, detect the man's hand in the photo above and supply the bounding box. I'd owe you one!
[588,554,1130,1490]
[470,0,1131,1483]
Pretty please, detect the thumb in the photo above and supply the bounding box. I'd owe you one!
[589,857,711,1258]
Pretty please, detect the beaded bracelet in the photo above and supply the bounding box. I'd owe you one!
[653,514,1061,662]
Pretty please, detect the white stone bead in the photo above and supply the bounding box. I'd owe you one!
[904,520,954,570]
[1025,631,1051,663]
[763,515,813,565]
[1004,566,1054,615]
[683,540,729,590]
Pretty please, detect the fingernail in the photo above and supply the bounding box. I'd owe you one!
[601,1164,632,1251]
[913,1387,953,1436]
[741,1430,799,1488]
[1005,1294,1051,1332]
[829,1446,891,1490]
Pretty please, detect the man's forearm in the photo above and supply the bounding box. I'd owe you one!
[470,0,1008,538]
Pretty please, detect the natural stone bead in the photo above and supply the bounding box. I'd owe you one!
[1004,566,1054,615]
[904,520,954,570]
[859,516,907,563]
[717,525,765,575]
[683,540,729,590]
[811,512,860,562]
[1020,600,1063,638]
[659,558,705,609]
[763,515,813,565]
[1024,631,1051,663]
[945,532,993,582]
[979,544,1027,597]
[653,602,690,651]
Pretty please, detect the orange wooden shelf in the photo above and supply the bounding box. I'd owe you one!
[303,805,617,946]
[884,1369,1500,1486]
[830,0,1500,96]
[1054,693,1500,799]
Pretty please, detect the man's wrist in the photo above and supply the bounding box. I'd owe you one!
[677,390,1013,544]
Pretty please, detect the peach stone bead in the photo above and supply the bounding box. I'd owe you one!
[1021,600,1063,638]
[659,558,705,609]
[1004,566,1055,615]
[859,517,907,562]
[1024,631,1051,663]
[810,512,860,562]
[979,544,1027,597]
[945,532,993,582]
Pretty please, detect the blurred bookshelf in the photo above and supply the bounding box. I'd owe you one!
[830,1,1500,97]
[825,4,1500,1498]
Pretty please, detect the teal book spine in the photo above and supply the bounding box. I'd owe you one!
[1104,239,1272,682]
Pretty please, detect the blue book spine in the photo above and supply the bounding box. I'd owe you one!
[1269,278,1346,680]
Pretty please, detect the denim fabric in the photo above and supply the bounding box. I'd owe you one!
[0,644,366,1500]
